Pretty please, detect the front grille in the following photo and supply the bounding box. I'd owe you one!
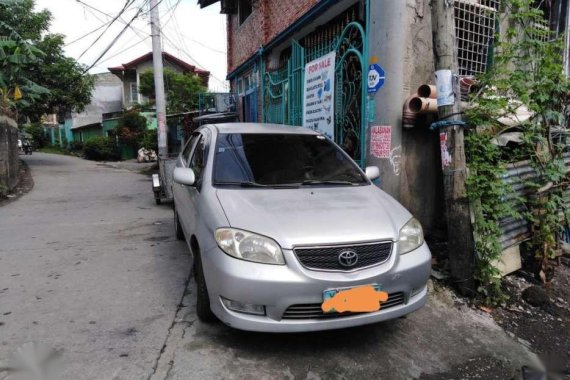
[282,292,405,320]
[293,241,392,271]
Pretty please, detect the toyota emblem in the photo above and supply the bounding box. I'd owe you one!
[338,250,358,267]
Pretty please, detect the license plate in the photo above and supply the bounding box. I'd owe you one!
[321,284,388,314]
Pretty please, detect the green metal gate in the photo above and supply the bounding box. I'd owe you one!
[262,7,367,166]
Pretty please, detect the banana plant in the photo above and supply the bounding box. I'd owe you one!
[0,19,48,107]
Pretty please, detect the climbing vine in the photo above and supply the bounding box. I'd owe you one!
[465,0,570,303]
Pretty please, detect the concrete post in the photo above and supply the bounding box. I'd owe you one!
[366,0,408,200]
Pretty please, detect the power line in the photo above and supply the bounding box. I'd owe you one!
[77,0,137,60]
[161,30,228,89]
[84,4,147,73]
[97,36,151,65]
[66,21,110,47]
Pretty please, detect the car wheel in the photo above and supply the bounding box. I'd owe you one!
[193,247,215,322]
[174,207,184,241]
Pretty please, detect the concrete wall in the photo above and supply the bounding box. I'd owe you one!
[367,0,444,235]
[0,115,19,194]
[71,73,123,130]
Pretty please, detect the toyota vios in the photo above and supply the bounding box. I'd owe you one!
[172,123,431,332]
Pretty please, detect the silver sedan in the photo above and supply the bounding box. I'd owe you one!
[172,123,431,332]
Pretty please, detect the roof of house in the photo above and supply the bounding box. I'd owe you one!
[108,52,210,76]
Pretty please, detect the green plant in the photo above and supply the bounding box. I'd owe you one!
[465,0,570,303]
[24,123,47,148]
[69,140,83,152]
[83,136,120,161]
[139,129,158,151]
[139,68,207,113]
[116,110,148,150]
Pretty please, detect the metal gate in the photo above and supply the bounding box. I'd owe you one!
[262,10,367,166]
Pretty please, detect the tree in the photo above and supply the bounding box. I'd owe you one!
[24,34,95,120]
[0,0,94,121]
[139,68,207,113]
[116,110,148,149]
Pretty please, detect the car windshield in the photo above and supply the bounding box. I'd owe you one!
[213,133,368,186]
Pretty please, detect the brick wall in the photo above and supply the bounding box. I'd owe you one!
[227,0,319,73]
[0,115,20,195]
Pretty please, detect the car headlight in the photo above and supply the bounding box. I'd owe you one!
[399,218,424,254]
[214,228,285,265]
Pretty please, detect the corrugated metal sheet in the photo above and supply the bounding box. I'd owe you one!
[499,154,570,249]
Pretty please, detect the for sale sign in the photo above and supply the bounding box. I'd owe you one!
[303,52,336,139]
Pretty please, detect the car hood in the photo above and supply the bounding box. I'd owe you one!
[215,185,412,249]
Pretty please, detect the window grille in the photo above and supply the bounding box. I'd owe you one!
[454,0,500,75]
[130,82,138,103]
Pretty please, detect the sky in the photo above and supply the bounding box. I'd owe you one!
[33,0,229,91]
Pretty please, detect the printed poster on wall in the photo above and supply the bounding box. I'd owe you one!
[302,51,336,139]
[370,126,392,158]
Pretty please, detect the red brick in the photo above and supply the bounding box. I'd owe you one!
[227,0,319,73]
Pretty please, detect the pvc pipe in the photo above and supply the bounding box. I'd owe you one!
[409,97,438,113]
[417,84,437,99]
[402,93,418,128]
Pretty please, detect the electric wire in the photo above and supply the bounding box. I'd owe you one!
[83,3,148,73]
[76,0,137,60]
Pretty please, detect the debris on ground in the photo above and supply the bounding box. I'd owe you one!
[521,285,550,307]
[492,261,570,378]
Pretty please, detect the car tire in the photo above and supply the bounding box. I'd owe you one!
[174,207,184,241]
[193,247,215,322]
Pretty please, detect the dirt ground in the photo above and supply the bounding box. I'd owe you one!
[492,260,570,378]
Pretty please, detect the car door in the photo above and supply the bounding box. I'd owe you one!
[175,131,208,237]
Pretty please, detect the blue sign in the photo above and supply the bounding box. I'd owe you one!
[367,64,385,94]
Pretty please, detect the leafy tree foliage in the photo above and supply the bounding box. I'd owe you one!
[0,0,94,121]
[116,110,148,149]
[139,68,207,113]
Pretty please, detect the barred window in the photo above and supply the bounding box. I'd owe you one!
[454,0,500,76]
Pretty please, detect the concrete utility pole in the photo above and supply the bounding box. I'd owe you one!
[149,0,168,156]
[431,0,476,295]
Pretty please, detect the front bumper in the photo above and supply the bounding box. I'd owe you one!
[201,242,431,333]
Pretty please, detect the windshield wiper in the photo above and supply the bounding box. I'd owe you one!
[300,180,360,186]
[215,181,299,189]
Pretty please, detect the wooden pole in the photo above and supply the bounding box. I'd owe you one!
[432,0,476,295]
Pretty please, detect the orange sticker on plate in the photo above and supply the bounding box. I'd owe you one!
[321,285,389,313]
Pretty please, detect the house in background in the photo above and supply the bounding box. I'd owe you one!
[65,72,123,143]
[108,51,210,109]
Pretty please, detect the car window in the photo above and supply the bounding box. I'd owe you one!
[189,135,206,185]
[182,134,201,166]
[213,133,367,186]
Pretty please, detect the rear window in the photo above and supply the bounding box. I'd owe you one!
[213,133,367,186]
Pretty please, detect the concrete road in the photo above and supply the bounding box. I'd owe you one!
[0,153,191,379]
[1,153,542,380]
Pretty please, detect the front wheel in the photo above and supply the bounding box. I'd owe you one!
[194,248,215,322]
[174,206,184,241]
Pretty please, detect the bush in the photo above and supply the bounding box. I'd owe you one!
[117,111,148,149]
[69,141,84,152]
[139,129,158,151]
[25,123,49,149]
[83,136,120,161]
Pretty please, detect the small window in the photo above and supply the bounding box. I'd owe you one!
[189,136,206,185]
[238,0,252,25]
[130,82,139,103]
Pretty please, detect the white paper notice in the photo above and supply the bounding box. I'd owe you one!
[303,52,336,139]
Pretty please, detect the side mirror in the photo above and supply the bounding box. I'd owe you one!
[173,167,196,186]
[365,166,380,181]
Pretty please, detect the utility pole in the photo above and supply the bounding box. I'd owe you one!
[149,0,168,156]
[432,0,476,295]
